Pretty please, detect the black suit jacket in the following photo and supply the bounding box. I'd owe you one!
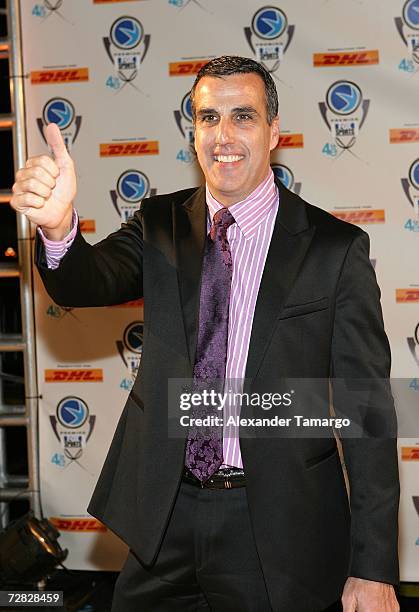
[36,182,399,612]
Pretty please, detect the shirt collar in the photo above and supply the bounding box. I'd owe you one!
[205,169,278,239]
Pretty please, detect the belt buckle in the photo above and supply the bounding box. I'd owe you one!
[224,473,232,489]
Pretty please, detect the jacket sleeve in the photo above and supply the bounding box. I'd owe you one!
[331,230,400,585]
[35,206,144,308]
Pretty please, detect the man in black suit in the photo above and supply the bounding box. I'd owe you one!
[11,56,399,611]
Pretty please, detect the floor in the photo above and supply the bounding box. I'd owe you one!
[1,572,418,611]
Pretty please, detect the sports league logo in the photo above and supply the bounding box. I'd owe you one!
[32,0,72,23]
[117,321,143,391]
[244,6,295,78]
[110,170,157,222]
[407,322,419,366]
[271,164,301,195]
[319,81,370,161]
[395,0,419,74]
[49,397,96,470]
[401,159,419,231]
[46,303,76,320]
[174,92,196,164]
[104,16,150,93]
[174,92,194,147]
[37,98,81,152]
[168,0,210,11]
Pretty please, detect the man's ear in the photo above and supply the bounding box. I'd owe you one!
[269,116,280,151]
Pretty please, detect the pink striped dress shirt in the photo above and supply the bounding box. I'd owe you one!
[206,170,279,468]
[40,170,279,468]
[37,209,79,269]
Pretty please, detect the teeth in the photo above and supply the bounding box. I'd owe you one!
[214,155,243,162]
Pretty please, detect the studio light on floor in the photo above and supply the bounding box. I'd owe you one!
[0,512,68,585]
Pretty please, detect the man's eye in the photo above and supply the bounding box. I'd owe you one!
[202,115,217,123]
[236,113,252,121]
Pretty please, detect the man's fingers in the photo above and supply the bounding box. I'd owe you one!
[25,155,59,178]
[44,122,72,167]
[15,165,56,189]
[17,178,52,199]
[13,192,45,210]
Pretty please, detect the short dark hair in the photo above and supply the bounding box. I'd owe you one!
[190,55,279,125]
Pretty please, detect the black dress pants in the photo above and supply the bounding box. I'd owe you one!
[111,480,273,611]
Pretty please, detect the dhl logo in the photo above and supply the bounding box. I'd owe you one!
[110,299,144,308]
[332,209,385,224]
[169,60,211,76]
[313,50,379,67]
[389,128,419,144]
[0,42,10,59]
[31,68,89,84]
[276,133,304,149]
[79,220,96,233]
[45,369,103,382]
[100,141,159,156]
[49,517,106,532]
[396,289,419,303]
[401,447,419,461]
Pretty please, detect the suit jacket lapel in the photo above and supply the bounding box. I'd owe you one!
[173,186,207,369]
[245,182,316,382]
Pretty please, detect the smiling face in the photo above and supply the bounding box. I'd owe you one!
[193,72,279,206]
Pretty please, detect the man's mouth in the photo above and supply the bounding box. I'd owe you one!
[213,155,244,163]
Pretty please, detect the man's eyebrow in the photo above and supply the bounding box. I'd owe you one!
[196,107,219,117]
[231,106,258,115]
[196,106,259,117]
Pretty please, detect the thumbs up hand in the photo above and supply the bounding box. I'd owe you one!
[11,122,77,240]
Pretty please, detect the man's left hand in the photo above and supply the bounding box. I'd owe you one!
[341,577,399,611]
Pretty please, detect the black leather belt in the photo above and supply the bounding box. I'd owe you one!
[183,466,245,489]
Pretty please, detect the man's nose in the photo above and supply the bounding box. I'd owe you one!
[215,117,234,144]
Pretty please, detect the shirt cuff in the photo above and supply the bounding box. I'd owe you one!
[37,209,78,270]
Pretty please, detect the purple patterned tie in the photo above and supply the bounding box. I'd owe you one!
[185,208,236,482]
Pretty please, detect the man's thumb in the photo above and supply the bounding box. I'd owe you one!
[44,122,71,166]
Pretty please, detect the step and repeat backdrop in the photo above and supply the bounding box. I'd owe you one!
[19,0,418,575]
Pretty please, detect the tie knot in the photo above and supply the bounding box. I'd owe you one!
[210,208,235,242]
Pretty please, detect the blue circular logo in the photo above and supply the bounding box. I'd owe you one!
[57,397,89,429]
[43,98,75,130]
[271,164,294,189]
[403,0,419,29]
[252,6,287,40]
[123,322,143,354]
[326,81,362,116]
[117,170,149,203]
[110,16,143,50]
[181,93,193,123]
[409,158,419,190]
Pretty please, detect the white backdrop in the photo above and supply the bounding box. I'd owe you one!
[19,0,418,576]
